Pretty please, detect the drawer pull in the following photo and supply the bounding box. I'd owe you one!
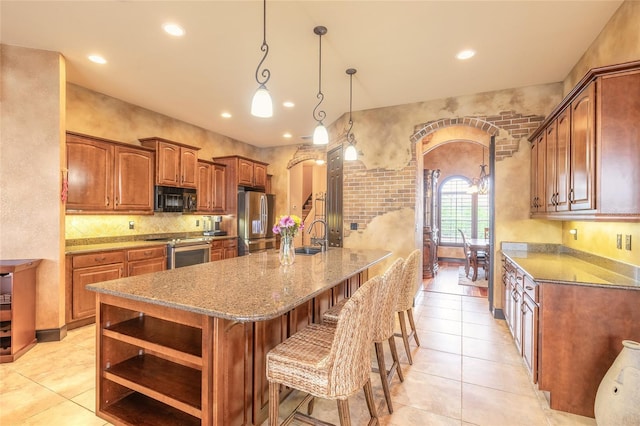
[144,251,152,256]
[525,286,534,291]
[95,256,106,262]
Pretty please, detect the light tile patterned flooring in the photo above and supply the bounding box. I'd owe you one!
[0,264,597,425]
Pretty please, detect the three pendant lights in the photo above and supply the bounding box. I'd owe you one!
[250,0,359,159]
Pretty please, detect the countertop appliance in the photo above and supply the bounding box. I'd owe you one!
[154,186,197,213]
[238,190,275,255]
[146,236,211,269]
[203,215,227,236]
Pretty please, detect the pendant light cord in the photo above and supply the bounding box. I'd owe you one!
[312,27,327,123]
[255,0,270,86]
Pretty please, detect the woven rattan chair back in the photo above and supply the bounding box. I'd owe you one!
[372,258,404,343]
[396,249,421,312]
[327,275,379,396]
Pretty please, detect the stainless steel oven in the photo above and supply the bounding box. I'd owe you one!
[167,238,211,269]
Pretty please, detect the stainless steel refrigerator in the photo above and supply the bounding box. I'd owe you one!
[238,190,276,255]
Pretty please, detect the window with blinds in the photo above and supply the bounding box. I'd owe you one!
[439,176,490,245]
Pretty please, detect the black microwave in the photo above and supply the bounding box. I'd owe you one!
[154,186,197,213]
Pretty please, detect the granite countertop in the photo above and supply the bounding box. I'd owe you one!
[87,248,391,321]
[502,250,639,289]
[65,235,237,255]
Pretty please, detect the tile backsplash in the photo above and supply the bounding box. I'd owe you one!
[65,213,200,240]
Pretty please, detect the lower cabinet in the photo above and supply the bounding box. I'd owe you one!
[502,256,539,381]
[66,245,166,329]
[210,238,238,262]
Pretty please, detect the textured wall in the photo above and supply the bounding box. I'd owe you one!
[0,45,66,330]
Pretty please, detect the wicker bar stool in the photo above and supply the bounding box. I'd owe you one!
[323,258,405,414]
[266,276,381,426]
[394,249,421,365]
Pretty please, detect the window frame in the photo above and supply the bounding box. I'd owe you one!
[438,175,489,246]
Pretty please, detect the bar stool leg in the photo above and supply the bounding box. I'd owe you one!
[268,382,280,426]
[397,310,413,364]
[388,336,404,382]
[363,379,378,422]
[375,341,393,414]
[407,308,420,346]
[337,399,352,426]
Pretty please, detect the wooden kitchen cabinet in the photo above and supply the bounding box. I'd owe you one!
[67,250,125,329]
[530,133,545,213]
[127,246,167,276]
[210,238,237,262]
[212,155,269,214]
[139,137,200,189]
[197,160,226,213]
[529,61,640,220]
[0,259,41,363]
[67,132,155,214]
[66,245,166,329]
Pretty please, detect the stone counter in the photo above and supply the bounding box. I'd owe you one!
[87,247,391,321]
[65,235,236,255]
[501,243,639,290]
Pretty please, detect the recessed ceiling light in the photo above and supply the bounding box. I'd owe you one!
[163,23,185,37]
[88,54,107,64]
[456,49,476,60]
[221,112,232,118]
[283,133,292,138]
[283,101,295,108]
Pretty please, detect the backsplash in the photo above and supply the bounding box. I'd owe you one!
[65,213,202,241]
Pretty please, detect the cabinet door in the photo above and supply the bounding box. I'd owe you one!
[212,164,226,212]
[72,263,123,320]
[521,294,538,382]
[554,109,570,212]
[128,258,166,276]
[180,147,198,188]
[530,136,540,212]
[223,242,237,259]
[67,136,113,211]
[570,82,596,211]
[156,142,180,186]
[238,159,254,186]
[544,124,557,212]
[114,146,154,212]
[253,163,267,188]
[197,162,212,211]
[252,315,286,424]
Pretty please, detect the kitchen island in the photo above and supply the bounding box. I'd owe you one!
[87,247,390,426]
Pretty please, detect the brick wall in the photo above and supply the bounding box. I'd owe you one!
[343,110,544,235]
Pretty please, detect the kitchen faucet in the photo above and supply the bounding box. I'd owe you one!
[307,219,329,252]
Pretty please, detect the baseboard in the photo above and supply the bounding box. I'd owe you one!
[437,257,466,265]
[492,308,505,320]
[36,325,68,342]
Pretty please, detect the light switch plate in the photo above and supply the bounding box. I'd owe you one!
[616,234,623,249]
[625,235,632,251]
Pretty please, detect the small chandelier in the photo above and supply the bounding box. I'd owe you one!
[468,147,489,194]
[312,26,328,145]
[344,68,358,161]
[251,0,273,118]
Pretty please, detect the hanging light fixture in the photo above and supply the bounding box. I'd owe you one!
[312,26,328,145]
[344,68,358,161]
[467,146,489,194]
[251,0,273,118]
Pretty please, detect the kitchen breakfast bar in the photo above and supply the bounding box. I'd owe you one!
[87,248,391,426]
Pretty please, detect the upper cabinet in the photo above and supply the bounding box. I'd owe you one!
[212,155,269,214]
[529,61,640,221]
[66,132,154,214]
[197,160,226,213]
[139,137,199,189]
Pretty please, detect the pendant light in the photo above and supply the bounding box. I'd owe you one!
[312,26,328,145]
[478,147,489,194]
[251,0,273,118]
[344,68,358,161]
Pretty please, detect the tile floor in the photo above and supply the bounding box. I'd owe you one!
[0,264,597,425]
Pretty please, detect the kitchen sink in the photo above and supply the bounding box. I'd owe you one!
[294,246,322,255]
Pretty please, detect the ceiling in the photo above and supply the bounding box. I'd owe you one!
[1,1,623,148]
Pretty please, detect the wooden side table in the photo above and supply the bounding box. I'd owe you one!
[0,259,41,363]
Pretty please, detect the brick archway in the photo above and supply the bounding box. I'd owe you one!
[410,116,500,144]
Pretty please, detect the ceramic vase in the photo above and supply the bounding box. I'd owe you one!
[279,236,295,266]
[594,340,640,425]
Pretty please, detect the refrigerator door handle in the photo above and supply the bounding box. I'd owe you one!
[260,194,267,235]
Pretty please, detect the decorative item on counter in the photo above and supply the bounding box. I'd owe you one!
[594,340,640,425]
[272,215,303,266]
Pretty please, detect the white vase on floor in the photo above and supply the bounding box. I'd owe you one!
[594,340,640,425]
